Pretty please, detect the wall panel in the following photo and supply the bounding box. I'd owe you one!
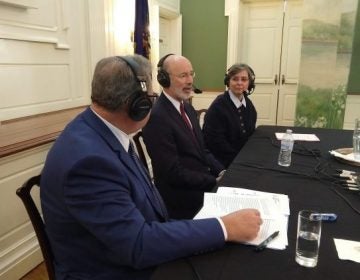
[0,144,51,280]
[0,0,91,121]
[0,0,105,278]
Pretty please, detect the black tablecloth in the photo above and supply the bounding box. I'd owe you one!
[152,126,360,280]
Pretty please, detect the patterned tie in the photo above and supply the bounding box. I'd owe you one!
[180,102,197,142]
[180,102,192,130]
[128,142,168,220]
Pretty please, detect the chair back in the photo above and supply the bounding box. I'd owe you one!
[196,109,207,129]
[16,175,55,280]
[133,131,151,175]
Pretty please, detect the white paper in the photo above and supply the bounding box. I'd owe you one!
[217,186,290,215]
[245,217,288,249]
[194,188,289,250]
[334,238,360,263]
[195,193,281,219]
[275,133,320,142]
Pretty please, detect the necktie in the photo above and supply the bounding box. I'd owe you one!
[128,142,168,220]
[180,103,193,130]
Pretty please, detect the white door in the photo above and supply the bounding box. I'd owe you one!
[159,17,172,57]
[153,11,181,93]
[239,0,303,126]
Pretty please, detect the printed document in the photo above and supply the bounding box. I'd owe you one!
[275,133,320,141]
[194,187,289,250]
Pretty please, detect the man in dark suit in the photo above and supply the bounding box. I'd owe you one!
[142,54,225,219]
[40,55,262,280]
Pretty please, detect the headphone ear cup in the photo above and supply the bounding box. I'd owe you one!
[248,81,255,94]
[224,73,229,87]
[128,91,153,121]
[157,53,174,88]
[247,67,256,94]
[157,69,171,88]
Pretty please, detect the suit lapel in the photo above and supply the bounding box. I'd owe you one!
[159,95,202,151]
[82,108,166,220]
[117,148,167,220]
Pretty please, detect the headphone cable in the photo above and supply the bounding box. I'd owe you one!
[234,162,360,216]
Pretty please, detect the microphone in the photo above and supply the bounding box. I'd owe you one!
[192,85,202,94]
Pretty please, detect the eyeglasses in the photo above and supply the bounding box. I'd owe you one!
[170,71,196,79]
[231,77,249,83]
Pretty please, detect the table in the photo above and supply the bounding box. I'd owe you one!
[152,126,360,280]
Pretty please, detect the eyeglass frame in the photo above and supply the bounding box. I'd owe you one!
[169,71,196,79]
[230,76,249,83]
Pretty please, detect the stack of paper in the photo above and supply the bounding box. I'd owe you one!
[275,132,320,141]
[194,186,289,250]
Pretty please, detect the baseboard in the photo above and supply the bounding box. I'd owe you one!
[0,234,43,280]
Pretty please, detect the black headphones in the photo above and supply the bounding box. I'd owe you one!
[224,63,256,95]
[118,56,152,121]
[157,53,174,88]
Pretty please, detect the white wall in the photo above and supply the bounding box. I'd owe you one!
[0,145,51,280]
[0,0,93,121]
[0,0,180,279]
[0,0,104,278]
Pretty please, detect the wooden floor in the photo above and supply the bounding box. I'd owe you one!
[20,262,48,280]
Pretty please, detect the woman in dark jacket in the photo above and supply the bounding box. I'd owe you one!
[203,63,257,167]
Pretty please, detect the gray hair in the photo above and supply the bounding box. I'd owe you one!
[226,63,253,80]
[91,55,152,111]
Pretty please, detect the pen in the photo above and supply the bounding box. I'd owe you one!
[332,173,355,179]
[254,231,279,252]
[344,187,360,192]
[339,179,358,184]
[341,183,359,188]
[309,213,337,222]
[336,169,356,175]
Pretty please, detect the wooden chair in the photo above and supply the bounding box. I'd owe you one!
[16,175,55,280]
[133,131,152,178]
[196,109,207,129]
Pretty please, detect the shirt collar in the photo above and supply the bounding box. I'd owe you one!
[162,90,182,113]
[229,90,247,108]
[91,108,131,152]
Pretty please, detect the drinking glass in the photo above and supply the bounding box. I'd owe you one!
[295,210,322,268]
[353,118,360,160]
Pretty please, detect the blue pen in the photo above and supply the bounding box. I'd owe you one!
[310,213,337,222]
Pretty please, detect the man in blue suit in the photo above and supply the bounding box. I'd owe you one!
[40,55,262,280]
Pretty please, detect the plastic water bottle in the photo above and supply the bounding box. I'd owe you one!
[353,118,360,160]
[278,129,294,167]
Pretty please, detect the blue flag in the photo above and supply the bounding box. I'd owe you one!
[134,0,151,59]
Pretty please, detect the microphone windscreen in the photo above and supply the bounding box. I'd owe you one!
[193,85,203,94]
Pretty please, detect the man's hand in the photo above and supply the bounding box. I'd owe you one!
[220,209,262,242]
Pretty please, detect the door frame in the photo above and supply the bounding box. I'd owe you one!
[225,0,302,126]
[225,0,242,68]
[150,2,182,92]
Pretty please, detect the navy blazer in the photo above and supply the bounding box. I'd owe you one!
[142,94,224,219]
[203,91,257,167]
[40,107,224,280]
